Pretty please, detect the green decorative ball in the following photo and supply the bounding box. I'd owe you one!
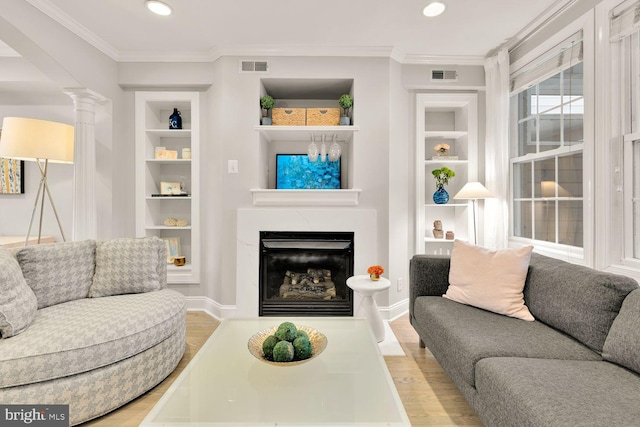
[275,322,298,342]
[262,335,279,360]
[272,340,295,362]
[293,336,312,360]
[296,330,309,341]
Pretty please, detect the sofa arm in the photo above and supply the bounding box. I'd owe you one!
[409,255,450,321]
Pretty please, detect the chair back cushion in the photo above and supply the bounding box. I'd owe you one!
[602,289,640,374]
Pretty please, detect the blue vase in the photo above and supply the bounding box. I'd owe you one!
[433,185,449,204]
[169,108,182,129]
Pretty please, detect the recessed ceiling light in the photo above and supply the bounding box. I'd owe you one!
[146,0,172,16]
[423,1,446,17]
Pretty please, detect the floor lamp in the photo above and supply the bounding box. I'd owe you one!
[0,117,74,245]
[454,182,494,245]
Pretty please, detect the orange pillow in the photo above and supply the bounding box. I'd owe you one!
[444,240,534,321]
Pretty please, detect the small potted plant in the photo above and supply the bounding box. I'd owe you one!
[432,167,455,204]
[260,95,275,125]
[338,94,353,126]
[367,265,384,281]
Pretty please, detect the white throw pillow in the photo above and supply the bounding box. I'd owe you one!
[0,248,38,338]
[444,240,535,321]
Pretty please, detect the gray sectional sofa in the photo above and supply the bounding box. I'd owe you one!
[0,237,186,426]
[410,252,640,427]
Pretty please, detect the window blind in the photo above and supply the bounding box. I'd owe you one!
[610,0,640,41]
[510,31,583,94]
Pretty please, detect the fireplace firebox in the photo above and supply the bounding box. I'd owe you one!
[259,231,354,316]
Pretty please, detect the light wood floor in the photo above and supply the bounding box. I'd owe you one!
[83,312,482,426]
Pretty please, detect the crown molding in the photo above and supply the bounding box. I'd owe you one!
[25,0,119,61]
[399,54,486,65]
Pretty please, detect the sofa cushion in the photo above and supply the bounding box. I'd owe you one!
[476,358,640,427]
[0,289,185,388]
[0,249,38,338]
[90,237,166,297]
[602,289,640,374]
[524,254,638,353]
[15,240,96,309]
[412,296,601,387]
[444,240,534,321]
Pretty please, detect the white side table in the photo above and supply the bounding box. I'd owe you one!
[347,275,391,342]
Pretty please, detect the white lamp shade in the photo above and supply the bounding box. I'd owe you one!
[0,117,74,163]
[454,182,494,199]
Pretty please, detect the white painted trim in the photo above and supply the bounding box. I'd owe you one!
[379,298,410,322]
[185,296,234,320]
[250,189,361,206]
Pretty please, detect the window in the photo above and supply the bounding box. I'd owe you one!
[510,35,585,249]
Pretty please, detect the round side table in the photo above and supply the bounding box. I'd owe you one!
[347,275,391,342]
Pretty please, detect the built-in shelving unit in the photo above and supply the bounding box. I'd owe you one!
[415,93,478,254]
[135,91,200,284]
[253,78,362,206]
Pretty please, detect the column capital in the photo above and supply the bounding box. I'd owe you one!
[64,88,107,112]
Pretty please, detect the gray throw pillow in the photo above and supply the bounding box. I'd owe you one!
[90,237,164,297]
[15,240,96,309]
[602,289,640,374]
[0,248,38,338]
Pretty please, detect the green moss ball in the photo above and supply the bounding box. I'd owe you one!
[272,340,295,362]
[293,336,312,360]
[275,322,298,342]
[296,330,309,341]
[262,335,279,360]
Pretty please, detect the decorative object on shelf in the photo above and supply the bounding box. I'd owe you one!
[433,220,444,239]
[454,182,494,244]
[446,230,455,240]
[338,94,353,126]
[173,256,186,267]
[272,108,306,126]
[367,265,384,281]
[160,181,182,195]
[306,108,340,126]
[181,148,191,159]
[169,108,182,129]
[155,148,177,159]
[248,322,327,366]
[162,237,181,264]
[435,143,450,156]
[260,95,275,125]
[432,167,455,204]
[163,217,188,227]
[0,117,74,244]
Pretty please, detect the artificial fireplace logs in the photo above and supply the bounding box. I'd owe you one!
[279,268,336,300]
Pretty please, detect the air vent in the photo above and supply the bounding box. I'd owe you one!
[240,60,269,73]
[431,69,458,81]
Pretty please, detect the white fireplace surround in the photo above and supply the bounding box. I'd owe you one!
[236,208,377,317]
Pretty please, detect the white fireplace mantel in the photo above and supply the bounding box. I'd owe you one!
[236,208,377,317]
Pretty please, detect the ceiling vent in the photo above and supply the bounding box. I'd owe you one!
[431,69,458,82]
[240,60,269,73]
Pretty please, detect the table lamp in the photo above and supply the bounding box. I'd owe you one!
[0,117,74,245]
[454,182,494,245]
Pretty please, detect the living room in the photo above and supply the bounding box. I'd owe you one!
[1,0,639,426]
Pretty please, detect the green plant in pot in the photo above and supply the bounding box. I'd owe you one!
[260,95,275,125]
[432,167,455,204]
[338,94,353,126]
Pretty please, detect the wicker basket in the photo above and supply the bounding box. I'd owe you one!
[306,108,340,126]
[272,108,306,126]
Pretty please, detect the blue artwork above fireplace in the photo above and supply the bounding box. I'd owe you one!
[276,154,341,189]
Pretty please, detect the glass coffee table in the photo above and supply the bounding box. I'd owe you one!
[140,317,410,426]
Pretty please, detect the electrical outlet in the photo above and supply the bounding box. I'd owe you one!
[228,160,238,174]
[397,278,404,291]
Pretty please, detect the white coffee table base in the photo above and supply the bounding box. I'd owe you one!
[347,275,391,342]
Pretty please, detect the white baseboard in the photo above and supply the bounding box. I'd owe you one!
[186,296,408,321]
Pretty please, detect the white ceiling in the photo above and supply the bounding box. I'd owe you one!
[21,0,562,62]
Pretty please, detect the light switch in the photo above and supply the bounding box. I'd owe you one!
[228,160,238,174]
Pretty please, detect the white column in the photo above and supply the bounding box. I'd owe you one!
[64,88,105,241]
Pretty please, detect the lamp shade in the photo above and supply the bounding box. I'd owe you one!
[454,182,494,199]
[0,117,74,163]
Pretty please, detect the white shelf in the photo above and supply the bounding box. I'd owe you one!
[425,159,469,165]
[255,125,359,142]
[250,189,361,206]
[425,203,468,207]
[424,237,456,243]
[136,91,200,285]
[424,131,468,139]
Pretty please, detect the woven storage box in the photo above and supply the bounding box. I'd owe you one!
[306,108,341,126]
[272,108,306,126]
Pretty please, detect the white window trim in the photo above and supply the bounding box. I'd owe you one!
[508,10,595,266]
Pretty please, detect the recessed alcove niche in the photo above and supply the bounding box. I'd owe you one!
[252,78,361,206]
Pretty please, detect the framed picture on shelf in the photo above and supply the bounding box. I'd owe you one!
[162,237,181,263]
[160,181,182,195]
[0,158,25,194]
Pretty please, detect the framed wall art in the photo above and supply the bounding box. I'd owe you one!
[0,157,25,194]
[162,237,181,263]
